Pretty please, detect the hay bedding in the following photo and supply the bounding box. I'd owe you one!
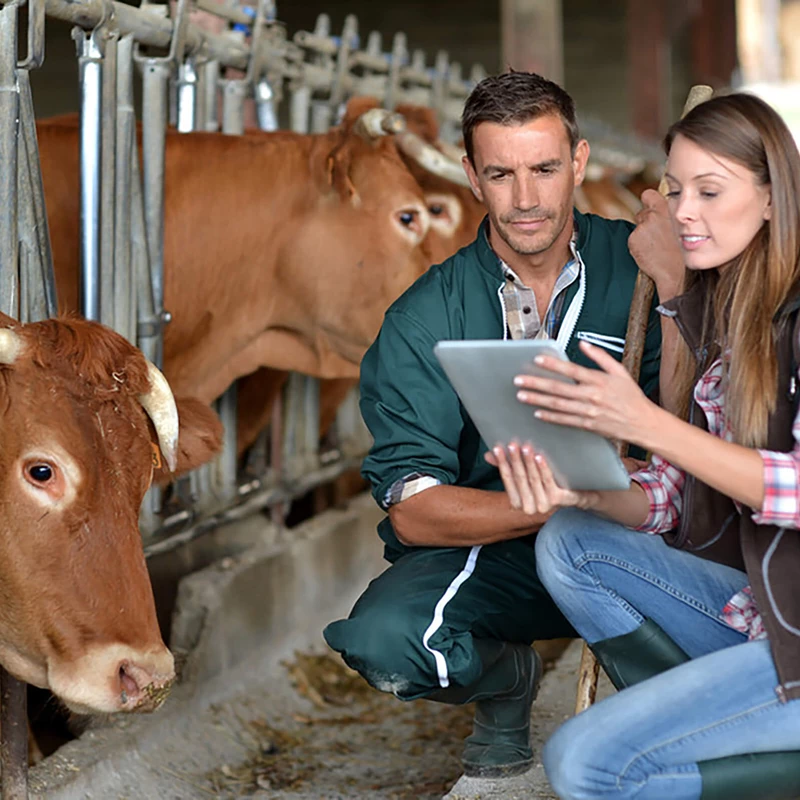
[206,651,474,798]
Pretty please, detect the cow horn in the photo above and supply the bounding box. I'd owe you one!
[436,140,467,163]
[138,361,179,473]
[353,108,407,139]
[0,328,24,364]
[394,131,472,188]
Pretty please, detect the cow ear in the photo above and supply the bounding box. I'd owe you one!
[325,148,360,206]
[338,96,381,131]
[394,103,440,142]
[153,396,223,482]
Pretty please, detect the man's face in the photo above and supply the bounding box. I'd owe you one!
[463,115,589,257]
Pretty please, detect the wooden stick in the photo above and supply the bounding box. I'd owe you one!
[573,84,713,716]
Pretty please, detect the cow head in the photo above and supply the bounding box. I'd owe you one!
[267,115,436,373]
[270,107,483,375]
[0,314,222,714]
[341,98,486,265]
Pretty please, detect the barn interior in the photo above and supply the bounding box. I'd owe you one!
[0,0,796,798]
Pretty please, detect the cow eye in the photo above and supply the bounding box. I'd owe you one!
[392,205,429,244]
[429,204,444,216]
[28,464,53,483]
[399,211,417,227]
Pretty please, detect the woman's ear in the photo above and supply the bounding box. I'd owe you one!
[764,188,772,221]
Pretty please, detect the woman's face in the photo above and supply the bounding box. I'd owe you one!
[664,133,772,271]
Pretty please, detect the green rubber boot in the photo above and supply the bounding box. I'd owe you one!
[592,621,800,799]
[428,640,543,778]
[698,752,800,800]
[589,618,690,690]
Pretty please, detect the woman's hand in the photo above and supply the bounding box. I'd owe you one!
[514,341,662,451]
[485,443,599,515]
[628,189,685,302]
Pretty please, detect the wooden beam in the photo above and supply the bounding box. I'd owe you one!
[0,669,28,800]
[500,0,563,84]
[627,0,670,140]
[691,0,738,88]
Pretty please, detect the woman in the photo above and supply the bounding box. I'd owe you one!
[492,93,800,800]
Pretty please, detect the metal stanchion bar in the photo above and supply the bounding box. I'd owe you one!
[255,78,278,131]
[17,71,57,319]
[139,59,169,367]
[100,31,118,329]
[221,81,246,135]
[201,59,219,131]
[269,397,285,526]
[17,124,48,323]
[302,377,320,473]
[132,134,163,534]
[210,69,247,503]
[75,28,103,321]
[114,35,135,343]
[289,85,310,133]
[214,386,239,503]
[0,0,269,73]
[194,58,206,134]
[0,1,20,319]
[176,57,198,132]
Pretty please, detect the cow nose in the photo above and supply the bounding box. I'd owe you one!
[117,649,175,713]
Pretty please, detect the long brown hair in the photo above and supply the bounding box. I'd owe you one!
[666,93,800,446]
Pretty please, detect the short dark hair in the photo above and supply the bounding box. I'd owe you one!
[461,71,580,165]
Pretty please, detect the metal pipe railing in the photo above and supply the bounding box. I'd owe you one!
[0,0,534,555]
[0,2,60,793]
[99,31,119,328]
[0,1,20,320]
[75,28,103,321]
[1,0,259,72]
[113,35,136,344]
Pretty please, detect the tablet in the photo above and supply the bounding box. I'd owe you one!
[433,339,631,492]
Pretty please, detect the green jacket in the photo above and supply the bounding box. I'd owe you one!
[360,211,661,554]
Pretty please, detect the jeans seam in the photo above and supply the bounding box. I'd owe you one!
[573,551,731,624]
[618,698,780,786]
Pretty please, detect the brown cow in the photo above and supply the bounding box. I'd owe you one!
[235,100,487,455]
[0,313,221,714]
[38,112,434,406]
[38,109,475,461]
[234,106,659,457]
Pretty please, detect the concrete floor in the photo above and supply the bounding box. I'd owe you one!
[28,493,613,799]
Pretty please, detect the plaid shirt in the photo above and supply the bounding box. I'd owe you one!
[500,248,580,341]
[632,355,800,641]
[382,246,580,509]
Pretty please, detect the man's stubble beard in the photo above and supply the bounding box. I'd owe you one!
[494,210,569,257]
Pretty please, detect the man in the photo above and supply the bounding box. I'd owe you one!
[324,71,678,782]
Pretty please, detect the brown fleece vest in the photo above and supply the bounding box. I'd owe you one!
[662,283,800,701]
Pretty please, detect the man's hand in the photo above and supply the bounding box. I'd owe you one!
[628,189,685,302]
[621,456,647,474]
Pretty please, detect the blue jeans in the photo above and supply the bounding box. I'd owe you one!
[534,507,800,800]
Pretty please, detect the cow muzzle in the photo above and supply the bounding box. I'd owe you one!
[48,643,176,715]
